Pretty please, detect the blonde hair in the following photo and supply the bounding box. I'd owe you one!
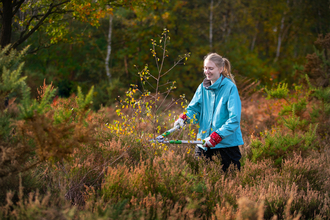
[204,53,236,84]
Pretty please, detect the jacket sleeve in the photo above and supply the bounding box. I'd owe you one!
[216,86,241,139]
[185,84,203,124]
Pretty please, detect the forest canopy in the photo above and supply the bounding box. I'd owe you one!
[1,0,329,107]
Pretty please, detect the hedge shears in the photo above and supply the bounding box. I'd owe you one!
[149,125,204,144]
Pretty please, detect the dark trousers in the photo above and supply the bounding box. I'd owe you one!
[195,146,241,172]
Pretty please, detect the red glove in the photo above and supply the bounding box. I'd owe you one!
[203,132,222,148]
[174,113,188,128]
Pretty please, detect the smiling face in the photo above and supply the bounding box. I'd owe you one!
[204,59,222,84]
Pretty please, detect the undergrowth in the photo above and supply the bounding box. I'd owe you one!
[1,31,330,219]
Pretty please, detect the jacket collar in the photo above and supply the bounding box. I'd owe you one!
[203,75,225,90]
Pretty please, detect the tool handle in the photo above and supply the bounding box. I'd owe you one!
[163,140,204,144]
[161,125,180,137]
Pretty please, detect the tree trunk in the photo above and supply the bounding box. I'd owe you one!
[251,33,257,52]
[225,2,232,43]
[250,22,258,51]
[274,15,285,62]
[105,14,113,81]
[124,55,128,76]
[0,0,13,48]
[209,0,213,52]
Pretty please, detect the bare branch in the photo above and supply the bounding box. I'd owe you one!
[156,89,171,111]
[157,81,174,88]
[51,0,71,9]
[12,0,25,15]
[241,80,260,94]
[160,56,186,78]
[153,42,160,74]
[11,0,71,50]
[163,97,184,112]
[143,77,156,90]
[159,35,167,75]
[147,73,157,81]
[27,44,52,54]
[19,14,40,40]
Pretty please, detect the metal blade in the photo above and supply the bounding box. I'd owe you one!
[154,125,180,142]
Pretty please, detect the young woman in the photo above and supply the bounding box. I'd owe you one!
[174,53,244,172]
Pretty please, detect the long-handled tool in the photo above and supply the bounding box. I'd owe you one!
[150,125,204,144]
[152,125,180,143]
[157,140,204,144]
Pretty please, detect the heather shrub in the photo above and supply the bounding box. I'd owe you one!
[2,139,330,219]
[272,152,330,219]
[238,158,277,188]
[0,173,73,220]
[101,152,206,205]
[280,153,327,191]
[2,32,330,220]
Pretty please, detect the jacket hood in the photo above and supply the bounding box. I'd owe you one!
[203,75,225,90]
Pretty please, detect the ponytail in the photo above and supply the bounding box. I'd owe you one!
[222,58,236,85]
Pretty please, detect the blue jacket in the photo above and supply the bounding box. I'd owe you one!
[186,75,244,150]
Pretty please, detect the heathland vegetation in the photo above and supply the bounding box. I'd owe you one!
[1,0,330,219]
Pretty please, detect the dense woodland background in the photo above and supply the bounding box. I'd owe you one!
[3,0,330,109]
[1,0,330,219]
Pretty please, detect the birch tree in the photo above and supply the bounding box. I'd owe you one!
[209,0,213,51]
[105,14,113,81]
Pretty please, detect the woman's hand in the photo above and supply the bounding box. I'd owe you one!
[174,113,187,129]
[203,132,222,148]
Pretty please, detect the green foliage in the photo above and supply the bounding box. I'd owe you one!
[0,45,28,71]
[18,85,57,120]
[0,46,29,107]
[314,45,330,71]
[309,105,321,123]
[313,86,330,104]
[304,124,319,149]
[21,0,330,103]
[0,46,29,140]
[281,105,301,134]
[251,131,298,166]
[6,0,115,50]
[250,74,327,167]
[279,98,308,116]
[1,62,26,95]
[76,85,94,111]
[223,39,278,83]
[305,74,330,116]
[265,83,290,102]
